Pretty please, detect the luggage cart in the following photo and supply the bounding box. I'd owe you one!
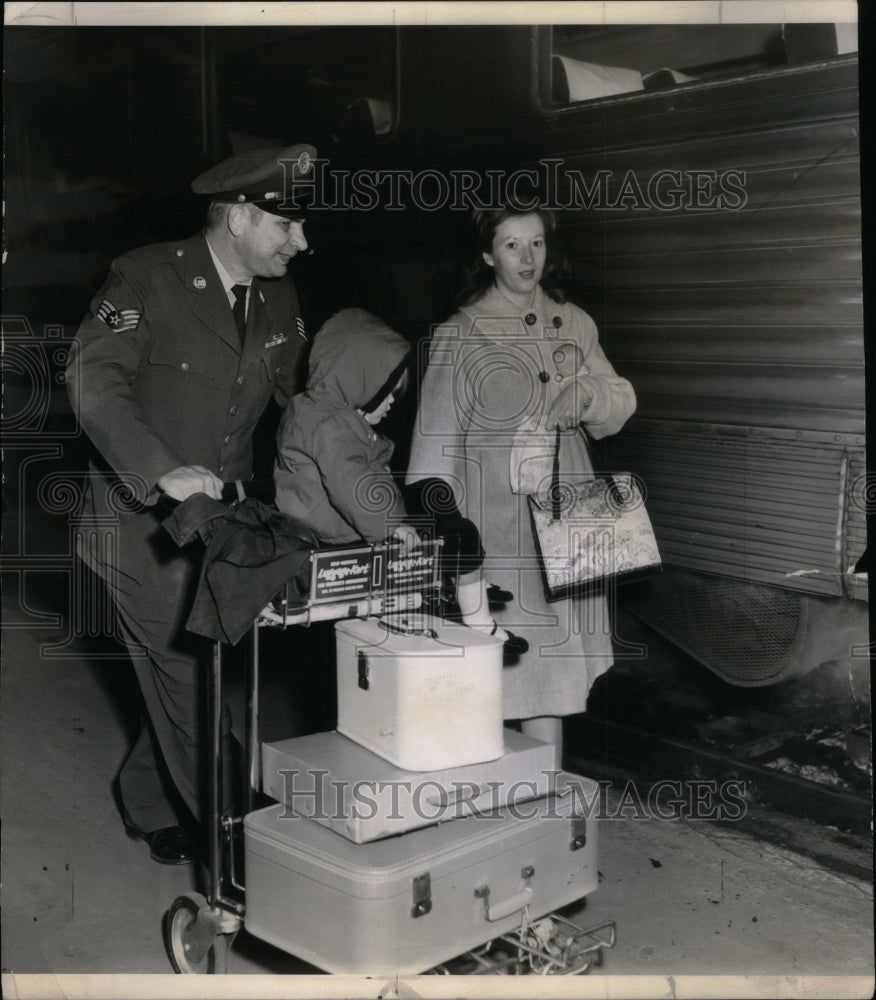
[163,538,615,975]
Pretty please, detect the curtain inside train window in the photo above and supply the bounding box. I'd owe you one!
[544,23,858,108]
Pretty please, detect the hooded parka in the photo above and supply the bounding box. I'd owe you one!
[275,308,410,543]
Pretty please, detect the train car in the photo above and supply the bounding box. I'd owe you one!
[205,20,867,691]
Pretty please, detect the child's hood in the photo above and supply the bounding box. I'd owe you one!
[306,308,410,409]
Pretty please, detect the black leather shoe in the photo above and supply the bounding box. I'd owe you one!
[502,629,529,657]
[487,620,529,657]
[487,584,514,607]
[126,824,198,865]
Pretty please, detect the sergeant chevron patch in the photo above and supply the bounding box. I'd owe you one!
[97,299,141,333]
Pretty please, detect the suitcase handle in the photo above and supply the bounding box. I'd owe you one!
[475,883,533,923]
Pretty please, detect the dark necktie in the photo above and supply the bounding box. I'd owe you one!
[231,284,248,343]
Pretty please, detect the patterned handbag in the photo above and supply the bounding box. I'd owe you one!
[528,428,661,601]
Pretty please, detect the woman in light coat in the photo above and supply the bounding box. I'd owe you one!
[407,203,636,762]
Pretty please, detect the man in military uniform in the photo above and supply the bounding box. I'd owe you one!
[66,145,316,863]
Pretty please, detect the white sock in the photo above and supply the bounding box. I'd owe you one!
[456,573,511,640]
[521,717,563,766]
[456,574,491,627]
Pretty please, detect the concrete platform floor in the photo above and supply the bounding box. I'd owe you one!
[1,600,873,999]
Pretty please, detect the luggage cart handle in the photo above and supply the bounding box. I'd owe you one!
[475,883,533,923]
[158,479,275,511]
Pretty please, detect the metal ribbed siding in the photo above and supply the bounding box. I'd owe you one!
[560,61,864,599]
[561,128,864,435]
[608,422,862,598]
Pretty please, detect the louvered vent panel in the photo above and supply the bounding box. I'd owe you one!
[607,424,855,597]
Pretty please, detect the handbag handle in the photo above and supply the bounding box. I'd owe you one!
[550,425,562,521]
[549,425,624,517]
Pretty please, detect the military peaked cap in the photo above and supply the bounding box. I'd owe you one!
[191,143,317,217]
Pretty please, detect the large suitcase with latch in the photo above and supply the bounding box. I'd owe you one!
[243,771,598,975]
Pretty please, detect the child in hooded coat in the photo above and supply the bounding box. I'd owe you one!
[274,308,526,649]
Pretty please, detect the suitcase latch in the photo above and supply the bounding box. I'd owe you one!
[411,872,431,918]
[570,815,587,851]
[357,650,369,690]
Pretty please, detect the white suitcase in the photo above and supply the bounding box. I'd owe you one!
[261,728,558,843]
[335,615,504,771]
[244,772,599,975]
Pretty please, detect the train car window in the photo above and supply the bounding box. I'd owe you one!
[540,23,858,108]
[210,26,397,151]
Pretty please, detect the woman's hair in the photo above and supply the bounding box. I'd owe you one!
[361,355,411,415]
[453,200,571,308]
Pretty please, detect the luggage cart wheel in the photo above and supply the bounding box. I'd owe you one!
[165,892,232,974]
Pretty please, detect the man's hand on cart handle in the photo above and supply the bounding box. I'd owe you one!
[157,465,224,501]
[157,476,277,511]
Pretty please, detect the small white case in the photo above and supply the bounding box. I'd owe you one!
[335,615,505,771]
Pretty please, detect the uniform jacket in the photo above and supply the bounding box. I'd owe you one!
[275,308,410,544]
[66,231,309,579]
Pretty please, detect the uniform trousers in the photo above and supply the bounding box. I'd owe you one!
[92,505,235,835]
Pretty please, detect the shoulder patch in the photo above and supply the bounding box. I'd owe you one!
[97,298,141,333]
[295,315,307,340]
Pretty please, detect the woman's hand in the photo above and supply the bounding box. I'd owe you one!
[546,379,593,430]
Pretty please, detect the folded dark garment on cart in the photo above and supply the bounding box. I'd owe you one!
[163,494,318,645]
